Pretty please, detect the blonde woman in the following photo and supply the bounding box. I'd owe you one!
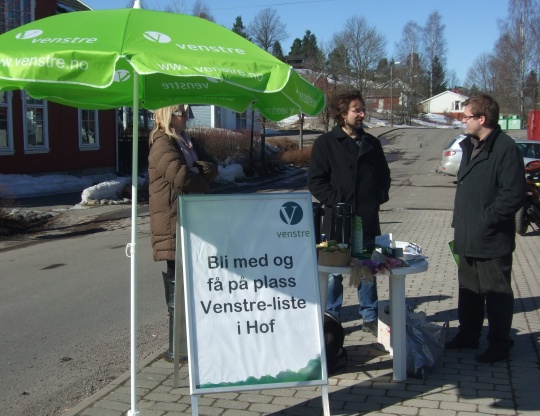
[148,104,217,361]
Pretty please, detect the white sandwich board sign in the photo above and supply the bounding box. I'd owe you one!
[178,193,328,396]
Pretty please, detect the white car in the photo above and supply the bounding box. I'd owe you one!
[436,134,467,176]
[437,135,540,176]
[514,139,540,165]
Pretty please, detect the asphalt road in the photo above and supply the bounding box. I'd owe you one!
[0,127,474,415]
[0,214,167,416]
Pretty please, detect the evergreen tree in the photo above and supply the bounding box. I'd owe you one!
[232,16,250,40]
[431,55,447,95]
[422,11,447,97]
[289,38,303,56]
[377,58,389,81]
[272,41,285,61]
[469,84,481,96]
[301,30,318,58]
[327,43,349,78]
[377,58,389,71]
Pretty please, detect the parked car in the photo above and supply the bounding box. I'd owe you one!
[436,134,466,176]
[437,135,540,176]
[514,138,540,165]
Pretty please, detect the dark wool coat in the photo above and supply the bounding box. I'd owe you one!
[453,127,525,258]
[308,126,391,241]
[148,131,215,262]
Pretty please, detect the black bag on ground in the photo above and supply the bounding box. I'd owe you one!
[323,312,348,374]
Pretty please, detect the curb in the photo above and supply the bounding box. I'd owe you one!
[62,345,168,416]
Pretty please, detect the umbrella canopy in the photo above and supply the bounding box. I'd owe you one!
[0,8,325,120]
[0,7,325,415]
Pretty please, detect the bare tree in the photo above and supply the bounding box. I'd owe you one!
[192,0,215,22]
[446,69,460,90]
[492,32,526,114]
[422,11,447,97]
[495,0,537,117]
[465,53,496,93]
[395,21,423,124]
[139,0,186,12]
[248,8,287,52]
[330,16,386,94]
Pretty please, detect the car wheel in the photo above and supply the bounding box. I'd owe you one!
[516,206,528,236]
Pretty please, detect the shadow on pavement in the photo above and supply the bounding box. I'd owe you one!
[10,192,82,208]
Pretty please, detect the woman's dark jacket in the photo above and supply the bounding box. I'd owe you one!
[148,131,216,262]
[453,127,525,258]
[308,126,391,241]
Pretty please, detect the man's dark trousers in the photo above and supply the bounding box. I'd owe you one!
[457,254,514,351]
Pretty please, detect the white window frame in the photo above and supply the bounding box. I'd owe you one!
[23,93,49,154]
[78,109,100,150]
[0,91,14,155]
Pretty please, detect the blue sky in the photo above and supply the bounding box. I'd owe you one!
[83,0,509,86]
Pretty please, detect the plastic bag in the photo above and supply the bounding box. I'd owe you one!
[405,309,448,379]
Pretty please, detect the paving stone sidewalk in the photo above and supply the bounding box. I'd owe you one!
[64,208,540,416]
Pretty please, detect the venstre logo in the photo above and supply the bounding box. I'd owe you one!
[15,30,43,40]
[276,202,311,239]
[114,69,131,83]
[7,29,92,71]
[15,29,97,44]
[279,202,303,225]
[142,30,246,55]
[143,31,171,44]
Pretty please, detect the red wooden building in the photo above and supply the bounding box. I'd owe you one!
[0,0,117,175]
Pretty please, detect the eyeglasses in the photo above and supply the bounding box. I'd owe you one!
[173,110,188,117]
[349,108,366,114]
[462,115,479,121]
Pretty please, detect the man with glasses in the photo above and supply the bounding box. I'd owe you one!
[308,90,391,335]
[446,94,525,363]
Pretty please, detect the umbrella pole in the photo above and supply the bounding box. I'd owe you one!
[128,73,140,416]
[129,4,141,415]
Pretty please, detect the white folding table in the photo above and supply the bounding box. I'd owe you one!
[318,259,428,381]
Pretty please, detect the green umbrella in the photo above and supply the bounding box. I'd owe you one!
[0,8,324,119]
[0,5,325,415]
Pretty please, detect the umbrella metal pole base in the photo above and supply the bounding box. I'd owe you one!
[192,396,199,415]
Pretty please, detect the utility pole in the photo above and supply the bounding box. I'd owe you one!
[390,61,401,127]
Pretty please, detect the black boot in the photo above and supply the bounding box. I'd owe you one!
[162,271,175,362]
[446,288,484,349]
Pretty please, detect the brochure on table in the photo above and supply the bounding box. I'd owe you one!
[178,193,328,395]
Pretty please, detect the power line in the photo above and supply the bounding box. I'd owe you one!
[210,0,333,11]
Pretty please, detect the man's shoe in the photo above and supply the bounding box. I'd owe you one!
[445,332,479,350]
[475,347,509,363]
[362,320,377,336]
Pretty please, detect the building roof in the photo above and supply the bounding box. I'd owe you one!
[57,0,92,12]
[419,90,469,105]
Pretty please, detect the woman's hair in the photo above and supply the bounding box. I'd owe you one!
[331,90,364,126]
[149,104,188,144]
